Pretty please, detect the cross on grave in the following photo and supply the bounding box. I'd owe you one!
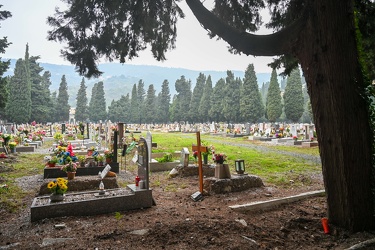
[191,132,208,193]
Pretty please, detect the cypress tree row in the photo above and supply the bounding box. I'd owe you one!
[158,80,171,123]
[88,81,107,122]
[144,84,157,123]
[130,84,138,123]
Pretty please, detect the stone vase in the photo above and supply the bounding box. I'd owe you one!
[50,193,64,202]
[215,164,231,179]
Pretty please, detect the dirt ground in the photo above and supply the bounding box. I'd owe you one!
[1,157,375,249]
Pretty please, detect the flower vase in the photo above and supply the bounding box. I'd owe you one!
[50,193,64,202]
[203,154,208,165]
[87,150,93,156]
[106,158,112,164]
[10,147,16,153]
[215,164,231,179]
[47,163,56,168]
[67,172,76,180]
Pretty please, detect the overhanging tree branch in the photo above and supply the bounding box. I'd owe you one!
[185,0,307,56]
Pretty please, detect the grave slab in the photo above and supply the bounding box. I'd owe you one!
[301,141,319,148]
[30,186,153,222]
[203,174,263,194]
[43,162,119,178]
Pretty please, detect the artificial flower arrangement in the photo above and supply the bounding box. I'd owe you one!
[104,150,114,159]
[193,151,198,159]
[293,135,298,141]
[53,132,64,141]
[61,162,78,173]
[8,141,17,149]
[47,178,68,195]
[213,153,227,164]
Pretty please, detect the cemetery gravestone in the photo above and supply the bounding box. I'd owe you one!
[180,147,190,167]
[146,131,152,163]
[137,138,149,189]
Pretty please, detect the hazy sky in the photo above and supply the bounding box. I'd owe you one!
[1,1,275,73]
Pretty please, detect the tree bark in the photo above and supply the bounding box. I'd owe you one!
[186,0,375,231]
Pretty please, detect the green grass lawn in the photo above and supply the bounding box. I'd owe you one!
[0,132,321,213]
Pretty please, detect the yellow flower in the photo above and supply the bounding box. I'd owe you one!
[47,181,56,189]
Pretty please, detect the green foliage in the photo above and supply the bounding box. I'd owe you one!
[266,69,282,122]
[75,78,89,122]
[88,81,107,122]
[198,75,213,121]
[56,75,70,122]
[240,64,264,123]
[144,84,157,123]
[6,53,32,123]
[284,68,304,122]
[157,80,171,123]
[171,76,192,122]
[155,153,173,163]
[223,71,241,123]
[189,73,206,122]
[209,78,226,122]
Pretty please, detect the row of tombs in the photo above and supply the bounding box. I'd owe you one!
[31,136,263,222]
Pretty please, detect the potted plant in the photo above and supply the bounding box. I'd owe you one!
[77,155,86,167]
[96,155,104,166]
[47,177,68,202]
[61,162,78,180]
[46,156,58,168]
[53,132,63,142]
[8,141,17,153]
[104,150,114,163]
[87,146,95,156]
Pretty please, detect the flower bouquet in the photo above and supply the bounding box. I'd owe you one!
[48,178,68,195]
[61,162,78,173]
[8,141,17,149]
[104,150,114,159]
[48,178,68,201]
[213,153,227,164]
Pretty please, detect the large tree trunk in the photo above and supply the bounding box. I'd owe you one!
[297,1,374,231]
[186,0,375,231]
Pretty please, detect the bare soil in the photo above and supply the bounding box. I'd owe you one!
[1,156,375,249]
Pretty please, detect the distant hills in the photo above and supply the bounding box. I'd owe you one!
[5,59,272,107]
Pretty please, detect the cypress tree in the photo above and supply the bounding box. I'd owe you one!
[266,69,282,123]
[88,81,107,122]
[223,71,241,123]
[130,84,138,123]
[144,84,156,123]
[40,71,54,122]
[189,73,206,122]
[240,64,264,123]
[0,7,11,115]
[209,78,226,122]
[137,80,146,124]
[56,75,70,122]
[158,80,171,123]
[284,68,304,122]
[75,78,89,122]
[198,75,213,122]
[173,76,192,122]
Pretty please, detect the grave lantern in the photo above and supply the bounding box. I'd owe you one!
[235,159,245,174]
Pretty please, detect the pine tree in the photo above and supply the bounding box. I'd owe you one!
[56,75,70,122]
[240,64,264,123]
[284,68,304,122]
[75,78,89,122]
[266,69,282,123]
